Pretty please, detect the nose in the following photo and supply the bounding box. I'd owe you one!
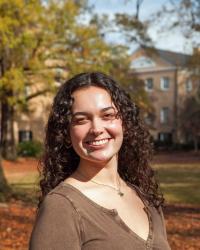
[89,117,104,136]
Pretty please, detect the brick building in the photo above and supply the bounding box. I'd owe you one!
[130,47,196,145]
[15,47,197,146]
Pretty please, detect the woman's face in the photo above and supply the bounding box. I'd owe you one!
[69,86,123,164]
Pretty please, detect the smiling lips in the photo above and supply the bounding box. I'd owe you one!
[86,138,110,146]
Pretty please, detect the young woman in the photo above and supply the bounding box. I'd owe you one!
[29,72,171,250]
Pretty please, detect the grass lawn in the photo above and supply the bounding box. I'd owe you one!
[153,163,200,205]
[8,173,39,203]
[3,159,200,205]
[3,167,39,204]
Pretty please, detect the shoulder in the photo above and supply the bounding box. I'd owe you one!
[40,192,74,213]
[29,184,83,250]
[35,186,81,226]
[38,183,81,217]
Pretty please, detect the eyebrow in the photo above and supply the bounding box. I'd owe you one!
[72,106,115,116]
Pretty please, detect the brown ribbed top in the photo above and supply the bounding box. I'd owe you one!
[29,182,171,250]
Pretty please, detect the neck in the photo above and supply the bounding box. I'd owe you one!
[75,156,119,186]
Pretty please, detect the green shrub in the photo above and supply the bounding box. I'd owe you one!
[17,141,43,157]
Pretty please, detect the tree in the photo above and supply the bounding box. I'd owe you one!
[179,95,200,151]
[180,48,200,151]
[0,0,56,159]
[0,153,10,195]
[168,0,200,149]
[112,0,152,47]
[0,0,151,161]
[110,1,157,116]
[169,0,200,40]
[152,0,200,36]
[0,1,152,199]
[0,0,114,160]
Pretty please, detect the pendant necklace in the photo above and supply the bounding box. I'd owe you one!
[76,171,124,197]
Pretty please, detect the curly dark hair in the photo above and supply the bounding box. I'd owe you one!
[39,71,164,208]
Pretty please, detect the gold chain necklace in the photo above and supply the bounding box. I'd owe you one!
[76,171,124,197]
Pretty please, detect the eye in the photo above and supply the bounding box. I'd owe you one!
[72,117,89,125]
[103,112,116,120]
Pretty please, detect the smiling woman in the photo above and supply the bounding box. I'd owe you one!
[29,72,171,250]
[70,86,123,164]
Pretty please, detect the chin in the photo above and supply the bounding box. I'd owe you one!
[90,157,111,164]
[83,151,116,165]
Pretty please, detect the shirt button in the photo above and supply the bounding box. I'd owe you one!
[112,209,118,215]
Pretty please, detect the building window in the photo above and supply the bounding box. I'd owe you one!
[144,113,155,126]
[19,130,32,142]
[185,79,193,92]
[160,77,170,90]
[145,78,154,91]
[160,107,169,124]
[158,132,172,144]
[130,57,156,69]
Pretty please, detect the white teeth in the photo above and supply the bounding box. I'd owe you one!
[88,139,109,146]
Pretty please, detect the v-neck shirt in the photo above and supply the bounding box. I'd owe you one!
[29,182,171,250]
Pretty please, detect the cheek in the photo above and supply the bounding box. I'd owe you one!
[70,125,88,144]
[70,127,84,155]
[108,119,123,138]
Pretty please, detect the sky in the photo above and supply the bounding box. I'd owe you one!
[88,0,193,54]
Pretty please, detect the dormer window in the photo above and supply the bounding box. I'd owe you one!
[130,57,156,69]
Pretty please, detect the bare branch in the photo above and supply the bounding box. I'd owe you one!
[25,88,51,101]
[135,0,144,20]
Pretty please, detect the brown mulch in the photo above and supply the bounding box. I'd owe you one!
[0,201,36,250]
[164,204,200,250]
[1,153,200,250]
[2,158,38,176]
[0,201,200,250]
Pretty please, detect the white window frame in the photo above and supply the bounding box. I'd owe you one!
[144,113,154,125]
[145,78,154,91]
[160,77,170,90]
[158,132,172,143]
[159,133,165,142]
[160,107,169,124]
[19,130,32,142]
[185,79,193,92]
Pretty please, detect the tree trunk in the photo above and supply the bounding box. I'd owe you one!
[1,100,17,160]
[193,136,198,152]
[173,68,178,144]
[0,152,10,194]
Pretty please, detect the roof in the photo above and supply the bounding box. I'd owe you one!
[156,48,191,66]
[133,46,191,67]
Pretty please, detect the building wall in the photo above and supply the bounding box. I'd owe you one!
[14,49,195,146]
[134,69,176,142]
[15,93,53,143]
[130,48,193,144]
